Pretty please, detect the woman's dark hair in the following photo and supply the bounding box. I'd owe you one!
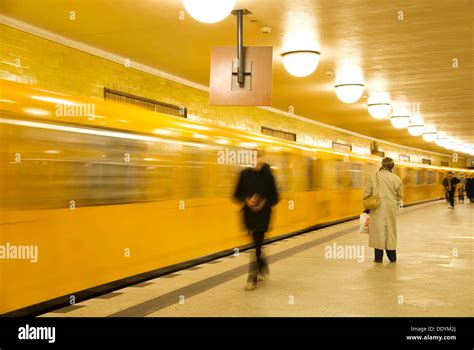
[380,157,395,172]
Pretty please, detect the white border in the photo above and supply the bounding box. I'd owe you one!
[0,14,458,158]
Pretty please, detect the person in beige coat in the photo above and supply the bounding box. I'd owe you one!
[363,157,403,263]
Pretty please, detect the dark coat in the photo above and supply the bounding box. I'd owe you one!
[233,163,279,232]
[466,178,474,198]
[443,177,460,192]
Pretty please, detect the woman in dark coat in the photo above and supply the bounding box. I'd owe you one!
[466,174,474,203]
[233,151,279,290]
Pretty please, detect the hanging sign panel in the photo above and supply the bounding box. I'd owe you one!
[209,46,273,106]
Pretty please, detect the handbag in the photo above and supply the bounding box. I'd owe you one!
[359,212,369,234]
[363,172,380,210]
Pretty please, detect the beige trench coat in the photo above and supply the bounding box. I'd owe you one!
[363,169,403,250]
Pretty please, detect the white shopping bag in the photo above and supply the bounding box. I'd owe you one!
[359,213,369,234]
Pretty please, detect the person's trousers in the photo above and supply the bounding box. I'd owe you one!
[448,189,456,207]
[374,248,396,262]
[247,230,269,283]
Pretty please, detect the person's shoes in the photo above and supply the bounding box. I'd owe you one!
[448,206,454,209]
[259,266,270,280]
[256,273,266,282]
[373,259,383,263]
[244,282,257,291]
[389,260,397,263]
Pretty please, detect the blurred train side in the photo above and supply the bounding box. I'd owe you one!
[0,80,470,314]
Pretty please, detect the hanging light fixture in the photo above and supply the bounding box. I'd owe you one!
[281,50,321,77]
[453,142,462,152]
[444,138,455,150]
[334,66,364,103]
[407,122,425,136]
[422,127,437,142]
[182,0,236,23]
[435,134,448,147]
[460,144,470,154]
[390,115,410,129]
[281,32,321,78]
[390,102,410,128]
[367,92,392,119]
[422,131,437,142]
[335,84,365,103]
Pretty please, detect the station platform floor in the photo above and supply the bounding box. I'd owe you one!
[41,200,473,317]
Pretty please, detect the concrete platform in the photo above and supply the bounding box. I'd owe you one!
[40,200,473,317]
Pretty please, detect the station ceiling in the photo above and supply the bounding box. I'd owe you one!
[2,0,473,155]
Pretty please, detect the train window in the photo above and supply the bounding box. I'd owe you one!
[414,169,423,185]
[313,158,322,189]
[312,159,329,190]
[214,163,235,197]
[288,154,306,192]
[265,151,290,193]
[178,144,218,198]
[350,163,363,188]
[334,160,344,188]
[403,168,412,186]
[427,171,436,184]
[213,149,243,197]
[439,172,447,185]
[306,157,313,191]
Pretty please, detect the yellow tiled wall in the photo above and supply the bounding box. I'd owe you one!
[0,24,465,168]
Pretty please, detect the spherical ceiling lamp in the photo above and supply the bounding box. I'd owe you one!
[422,130,437,142]
[460,145,470,154]
[281,50,321,77]
[390,115,410,129]
[368,103,392,119]
[367,93,392,119]
[182,0,236,23]
[407,123,424,136]
[334,66,364,103]
[435,135,447,147]
[335,84,365,103]
[444,139,454,150]
[453,142,462,152]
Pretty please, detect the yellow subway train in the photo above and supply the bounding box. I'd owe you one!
[0,80,471,315]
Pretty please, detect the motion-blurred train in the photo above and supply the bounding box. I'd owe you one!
[1,80,471,315]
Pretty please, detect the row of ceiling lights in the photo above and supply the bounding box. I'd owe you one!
[182,0,474,157]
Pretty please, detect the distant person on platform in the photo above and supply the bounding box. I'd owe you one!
[457,177,465,204]
[443,172,460,209]
[466,174,474,203]
[233,150,279,291]
[363,157,403,263]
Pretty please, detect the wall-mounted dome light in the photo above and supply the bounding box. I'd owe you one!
[435,135,447,147]
[390,115,410,129]
[367,93,392,119]
[182,0,236,23]
[422,130,437,142]
[407,122,425,136]
[281,50,321,77]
